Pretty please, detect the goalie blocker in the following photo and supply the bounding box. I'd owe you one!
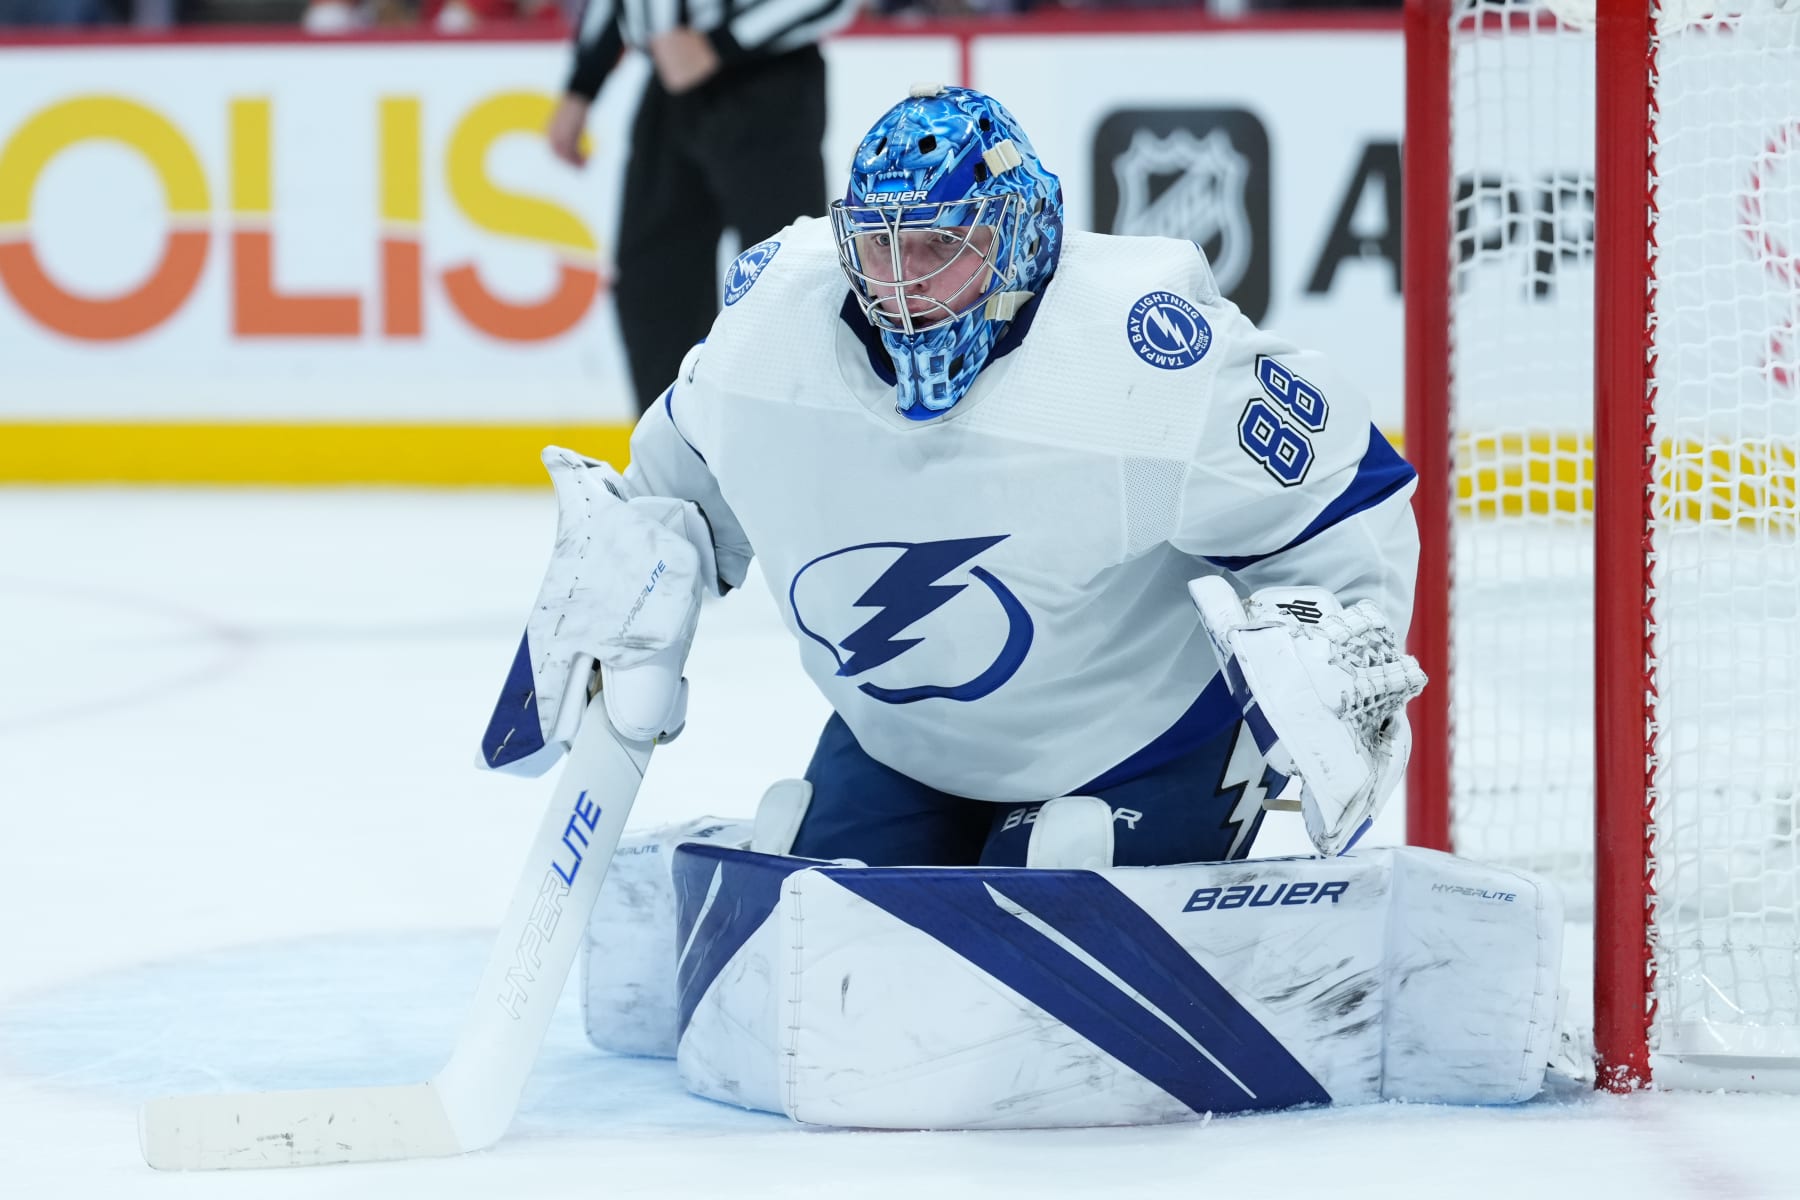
[583,821,1562,1128]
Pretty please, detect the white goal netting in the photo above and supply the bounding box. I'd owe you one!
[1440,0,1800,1078]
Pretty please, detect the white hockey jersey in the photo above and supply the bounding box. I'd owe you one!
[621,218,1418,803]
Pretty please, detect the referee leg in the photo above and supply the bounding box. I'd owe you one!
[614,80,726,415]
[696,47,829,251]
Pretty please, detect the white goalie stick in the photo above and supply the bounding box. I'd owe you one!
[139,661,652,1169]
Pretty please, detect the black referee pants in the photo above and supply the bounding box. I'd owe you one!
[613,46,829,414]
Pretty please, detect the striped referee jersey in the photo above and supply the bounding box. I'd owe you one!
[567,0,863,99]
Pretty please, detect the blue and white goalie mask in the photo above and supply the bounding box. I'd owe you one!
[831,84,1064,417]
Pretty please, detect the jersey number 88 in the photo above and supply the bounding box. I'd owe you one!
[1237,356,1329,487]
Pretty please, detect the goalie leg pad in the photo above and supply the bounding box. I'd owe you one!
[751,778,812,856]
[580,816,752,1058]
[673,845,1563,1127]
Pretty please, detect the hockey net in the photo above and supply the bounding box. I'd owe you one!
[1405,0,1800,1088]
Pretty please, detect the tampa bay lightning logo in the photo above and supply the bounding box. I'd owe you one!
[723,239,779,306]
[788,536,1034,705]
[1127,291,1212,369]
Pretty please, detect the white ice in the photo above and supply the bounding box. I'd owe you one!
[3,488,1798,1199]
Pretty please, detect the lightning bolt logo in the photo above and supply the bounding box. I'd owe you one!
[1218,721,1275,860]
[789,536,1035,706]
[1127,290,1212,370]
[838,536,1005,677]
[1145,305,1193,353]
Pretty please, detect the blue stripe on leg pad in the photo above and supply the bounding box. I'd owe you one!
[826,868,1329,1115]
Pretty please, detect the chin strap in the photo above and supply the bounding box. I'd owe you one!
[983,290,1033,321]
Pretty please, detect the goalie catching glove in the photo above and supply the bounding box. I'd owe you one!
[1189,577,1426,857]
[480,446,719,775]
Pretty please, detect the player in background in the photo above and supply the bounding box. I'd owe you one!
[487,85,1425,869]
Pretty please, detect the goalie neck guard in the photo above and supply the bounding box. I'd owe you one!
[831,84,1064,419]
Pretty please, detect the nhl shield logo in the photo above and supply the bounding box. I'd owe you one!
[1111,127,1254,297]
[1092,109,1271,323]
[723,239,780,306]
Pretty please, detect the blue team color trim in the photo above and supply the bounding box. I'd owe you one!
[673,845,791,1038]
[661,384,707,465]
[840,293,898,385]
[1206,654,1294,806]
[723,240,779,306]
[1205,426,1415,571]
[1080,675,1239,791]
[479,630,544,769]
[1217,653,1293,783]
[1127,291,1212,370]
[829,868,1329,1115]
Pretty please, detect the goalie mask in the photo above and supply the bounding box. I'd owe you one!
[831,84,1064,418]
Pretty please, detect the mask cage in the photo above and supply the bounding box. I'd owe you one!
[829,193,1023,335]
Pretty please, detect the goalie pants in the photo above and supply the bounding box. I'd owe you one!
[790,699,1273,868]
[614,46,829,414]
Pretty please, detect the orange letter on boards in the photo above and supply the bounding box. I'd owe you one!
[379,96,423,338]
[440,263,595,342]
[0,97,209,341]
[229,98,361,337]
[442,94,599,343]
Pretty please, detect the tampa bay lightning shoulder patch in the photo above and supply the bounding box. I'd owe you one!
[1127,291,1212,369]
[724,240,780,306]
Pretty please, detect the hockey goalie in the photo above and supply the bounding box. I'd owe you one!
[481,83,1562,1131]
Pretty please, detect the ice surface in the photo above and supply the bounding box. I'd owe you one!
[3,488,1798,1199]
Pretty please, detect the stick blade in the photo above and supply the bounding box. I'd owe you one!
[139,1082,464,1170]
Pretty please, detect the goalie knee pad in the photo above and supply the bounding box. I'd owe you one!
[1024,795,1115,870]
[751,778,812,856]
[581,815,753,1057]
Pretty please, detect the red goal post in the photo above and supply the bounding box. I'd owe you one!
[1404,0,1800,1090]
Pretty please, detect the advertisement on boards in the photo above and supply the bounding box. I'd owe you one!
[0,22,1411,479]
